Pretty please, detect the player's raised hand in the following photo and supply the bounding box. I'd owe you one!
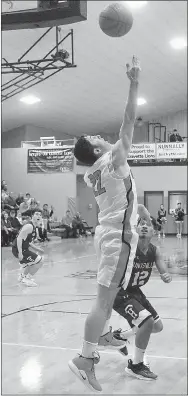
[126,56,141,83]
[160,272,172,283]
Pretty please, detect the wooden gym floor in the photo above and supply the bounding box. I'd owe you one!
[1,235,187,394]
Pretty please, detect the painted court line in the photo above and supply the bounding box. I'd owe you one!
[6,254,97,273]
[2,342,186,360]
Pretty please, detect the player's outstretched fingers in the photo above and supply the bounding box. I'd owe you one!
[126,63,130,73]
[132,56,141,71]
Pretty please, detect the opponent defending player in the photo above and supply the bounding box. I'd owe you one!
[68,57,152,392]
[12,210,44,286]
[112,217,172,380]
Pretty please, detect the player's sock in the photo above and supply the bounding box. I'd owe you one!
[20,264,29,277]
[133,346,145,364]
[101,319,110,336]
[143,354,149,367]
[82,340,98,358]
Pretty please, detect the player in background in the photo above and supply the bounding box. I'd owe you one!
[112,216,172,380]
[12,210,44,286]
[174,202,185,238]
[68,57,152,392]
[157,203,167,239]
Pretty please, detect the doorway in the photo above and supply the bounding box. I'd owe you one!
[144,191,164,218]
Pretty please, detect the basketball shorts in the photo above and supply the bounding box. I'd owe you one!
[12,246,42,267]
[113,287,159,328]
[94,225,138,289]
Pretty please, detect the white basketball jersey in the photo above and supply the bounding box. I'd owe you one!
[84,151,137,228]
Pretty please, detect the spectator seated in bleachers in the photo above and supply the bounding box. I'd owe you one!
[51,210,78,239]
[1,211,14,246]
[8,209,22,241]
[16,211,24,225]
[1,181,19,212]
[19,196,32,218]
[30,198,41,212]
[25,192,32,206]
[15,193,24,206]
[72,212,92,237]
[19,193,39,219]
[62,210,77,238]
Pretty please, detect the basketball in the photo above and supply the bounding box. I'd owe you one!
[99,2,133,38]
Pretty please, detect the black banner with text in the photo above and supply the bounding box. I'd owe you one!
[28,148,74,173]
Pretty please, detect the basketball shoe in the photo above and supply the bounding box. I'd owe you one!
[18,273,37,287]
[125,359,158,380]
[98,326,128,350]
[68,351,102,392]
[112,328,129,355]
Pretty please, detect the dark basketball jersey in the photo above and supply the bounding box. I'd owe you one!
[12,221,36,252]
[127,243,157,289]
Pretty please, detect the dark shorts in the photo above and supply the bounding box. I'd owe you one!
[113,287,159,328]
[12,246,41,266]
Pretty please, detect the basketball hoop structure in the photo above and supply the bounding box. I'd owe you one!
[1,26,76,102]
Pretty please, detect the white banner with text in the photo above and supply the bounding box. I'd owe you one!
[156,142,187,159]
[128,143,156,160]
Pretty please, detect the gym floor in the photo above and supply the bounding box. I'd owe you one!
[2,235,187,394]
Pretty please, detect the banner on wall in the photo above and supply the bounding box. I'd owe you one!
[156,142,187,159]
[128,143,156,160]
[27,148,74,173]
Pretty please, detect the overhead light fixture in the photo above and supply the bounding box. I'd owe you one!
[20,95,41,105]
[125,1,148,9]
[170,37,187,49]
[137,97,146,106]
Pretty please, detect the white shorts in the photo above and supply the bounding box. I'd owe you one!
[94,224,138,289]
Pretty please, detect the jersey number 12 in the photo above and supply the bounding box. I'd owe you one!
[132,271,148,287]
[88,170,106,197]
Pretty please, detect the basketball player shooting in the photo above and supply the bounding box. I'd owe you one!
[69,56,150,392]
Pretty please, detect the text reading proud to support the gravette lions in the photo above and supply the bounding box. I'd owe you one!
[27,148,74,173]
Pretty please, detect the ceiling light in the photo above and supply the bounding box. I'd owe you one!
[170,38,187,49]
[137,98,146,106]
[20,95,41,105]
[125,1,148,9]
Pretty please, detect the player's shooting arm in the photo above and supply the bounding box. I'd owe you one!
[137,204,152,225]
[17,224,33,256]
[112,56,140,169]
[155,247,172,283]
